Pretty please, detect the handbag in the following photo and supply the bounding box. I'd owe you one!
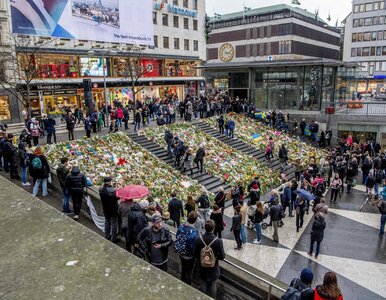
[352,179,357,187]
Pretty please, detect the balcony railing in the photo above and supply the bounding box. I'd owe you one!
[335,100,386,115]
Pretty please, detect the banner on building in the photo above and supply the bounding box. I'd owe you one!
[10,0,154,46]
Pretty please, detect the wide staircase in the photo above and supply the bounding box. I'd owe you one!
[193,121,296,180]
[128,132,232,194]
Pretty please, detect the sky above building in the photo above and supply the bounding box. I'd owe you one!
[205,0,352,25]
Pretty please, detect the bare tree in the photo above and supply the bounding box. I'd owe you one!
[0,35,52,119]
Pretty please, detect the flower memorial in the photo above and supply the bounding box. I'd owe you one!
[204,114,327,167]
[45,132,205,206]
[141,123,281,193]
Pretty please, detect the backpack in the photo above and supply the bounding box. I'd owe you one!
[175,224,197,256]
[315,183,325,195]
[199,235,217,268]
[32,156,43,170]
[281,287,302,300]
[375,170,383,184]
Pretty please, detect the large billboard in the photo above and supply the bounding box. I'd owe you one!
[10,0,154,45]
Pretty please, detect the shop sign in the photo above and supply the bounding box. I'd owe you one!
[141,59,161,77]
[52,89,78,95]
[38,84,65,90]
[22,91,39,97]
[42,91,52,96]
[154,4,198,18]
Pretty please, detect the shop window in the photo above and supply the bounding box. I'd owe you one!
[184,39,189,50]
[153,12,157,24]
[154,35,158,48]
[163,36,169,48]
[354,4,359,13]
[184,18,189,29]
[164,60,197,76]
[173,16,179,28]
[352,33,357,42]
[193,40,198,51]
[0,96,10,121]
[36,54,79,78]
[365,3,372,11]
[193,19,198,31]
[364,18,372,26]
[81,57,107,77]
[174,38,180,49]
[162,14,168,26]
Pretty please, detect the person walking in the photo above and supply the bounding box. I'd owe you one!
[295,196,307,232]
[65,165,87,220]
[195,189,210,223]
[137,215,172,272]
[194,220,225,298]
[253,202,265,245]
[214,187,226,214]
[308,212,326,259]
[56,157,71,213]
[99,177,120,243]
[168,191,184,228]
[314,272,344,300]
[278,144,288,170]
[184,195,196,215]
[30,146,50,197]
[378,196,386,238]
[329,174,342,204]
[182,148,194,175]
[282,268,314,300]
[230,205,243,250]
[175,211,199,285]
[227,119,235,139]
[270,198,283,242]
[195,144,206,174]
[210,204,224,238]
[313,197,329,216]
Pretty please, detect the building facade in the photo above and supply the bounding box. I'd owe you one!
[343,0,386,95]
[0,0,206,123]
[204,4,355,111]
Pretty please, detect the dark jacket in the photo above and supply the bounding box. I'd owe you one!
[168,197,184,222]
[138,226,172,265]
[65,167,86,193]
[127,202,147,244]
[310,216,326,242]
[65,115,75,130]
[214,191,226,208]
[254,209,265,224]
[279,146,288,159]
[194,232,226,281]
[18,145,28,168]
[230,214,242,231]
[3,140,17,160]
[99,184,119,218]
[270,204,283,221]
[134,112,141,122]
[44,118,56,133]
[195,147,205,161]
[289,278,314,300]
[249,189,260,206]
[29,154,50,179]
[210,211,224,231]
[282,186,292,203]
[56,163,69,190]
[118,201,135,229]
[196,194,210,209]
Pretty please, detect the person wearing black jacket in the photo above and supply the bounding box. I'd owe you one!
[284,268,314,300]
[65,113,76,141]
[214,187,226,214]
[308,212,326,259]
[195,144,206,174]
[56,157,71,213]
[134,109,141,132]
[44,117,56,144]
[18,142,30,186]
[278,144,288,170]
[194,220,225,298]
[230,205,242,250]
[168,192,184,228]
[196,189,210,223]
[99,177,120,243]
[137,215,172,271]
[270,198,283,242]
[3,134,20,180]
[65,166,87,220]
[127,202,147,254]
[346,165,356,193]
[299,119,306,135]
[217,115,225,135]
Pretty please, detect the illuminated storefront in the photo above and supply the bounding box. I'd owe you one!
[0,96,11,121]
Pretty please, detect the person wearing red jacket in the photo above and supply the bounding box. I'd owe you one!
[116,107,124,128]
[314,272,344,300]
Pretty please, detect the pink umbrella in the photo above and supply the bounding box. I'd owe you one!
[116,185,150,201]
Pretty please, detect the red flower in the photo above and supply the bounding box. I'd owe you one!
[117,158,126,166]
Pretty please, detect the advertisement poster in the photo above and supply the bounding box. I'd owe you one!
[10,0,154,45]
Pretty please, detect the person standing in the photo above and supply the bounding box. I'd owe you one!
[65,113,76,141]
[230,205,243,250]
[29,118,41,146]
[283,268,314,300]
[195,144,206,174]
[123,106,130,130]
[3,134,20,180]
[253,202,265,245]
[184,195,196,215]
[329,174,342,204]
[214,187,226,214]
[378,196,386,238]
[116,107,124,128]
[227,119,235,139]
[175,211,199,285]
[217,115,224,135]
[18,142,30,186]
[83,116,92,138]
[195,189,210,224]
[314,272,344,300]
[99,177,120,243]
[270,198,283,242]
[194,220,225,298]
[65,165,87,220]
[134,109,142,132]
[240,203,247,245]
[118,199,135,251]
[278,144,288,170]
[137,215,172,272]
[308,212,326,259]
[210,204,224,238]
[182,148,194,175]
[127,202,148,254]
[30,146,50,197]
[168,191,184,228]
[295,196,307,232]
[44,116,56,144]
[299,119,306,136]
[56,157,71,213]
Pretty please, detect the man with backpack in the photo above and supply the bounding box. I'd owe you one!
[194,220,225,298]
[175,211,199,285]
[281,268,314,300]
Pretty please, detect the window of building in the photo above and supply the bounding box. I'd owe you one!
[173,0,178,5]
[163,36,169,48]
[374,2,379,10]
[379,16,384,25]
[359,18,364,26]
[193,0,198,10]
[279,40,291,54]
[162,14,168,26]
[365,3,372,11]
[173,16,179,27]
[371,47,376,56]
[382,61,386,70]
[362,47,370,56]
[364,17,372,26]
[377,46,382,55]
[184,39,189,50]
[357,47,362,56]
[378,31,383,40]
[372,31,377,40]
[383,46,386,55]
[193,19,198,30]
[0,96,10,121]
[383,30,386,40]
[352,33,357,42]
[358,32,363,41]
[153,12,157,24]
[353,19,359,27]
[183,18,189,29]
[359,4,365,12]
[183,0,188,8]
[278,23,291,35]
[373,17,378,25]
[381,1,385,9]
[364,32,371,41]
[174,38,180,49]
[351,48,356,57]
[193,40,198,51]
[154,35,158,48]
[162,0,168,3]
[354,4,359,13]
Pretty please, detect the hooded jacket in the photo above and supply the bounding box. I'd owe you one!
[310,216,326,242]
[289,278,314,300]
[65,167,86,193]
[56,163,69,190]
[99,184,119,218]
[127,202,147,244]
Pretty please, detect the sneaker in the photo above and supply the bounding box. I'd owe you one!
[25,182,31,186]
[22,182,27,186]
[252,240,259,244]
[257,240,261,244]
[73,215,79,220]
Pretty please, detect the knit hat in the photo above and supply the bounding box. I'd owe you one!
[300,268,313,285]
[152,215,162,223]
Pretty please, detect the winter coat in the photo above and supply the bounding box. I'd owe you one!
[282,186,292,204]
[270,204,283,221]
[99,184,119,218]
[196,194,210,209]
[117,108,124,119]
[118,201,135,229]
[314,285,343,300]
[288,278,314,300]
[29,154,50,179]
[310,216,326,242]
[65,167,86,193]
[214,191,226,208]
[44,118,56,133]
[253,209,265,224]
[195,147,205,161]
[56,163,69,190]
[127,202,147,244]
[65,116,75,130]
[138,226,172,265]
[168,197,184,222]
[134,112,141,122]
[279,146,288,160]
[210,211,224,232]
[295,198,307,214]
[18,146,28,168]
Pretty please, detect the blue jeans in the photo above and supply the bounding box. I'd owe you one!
[134,121,140,131]
[21,166,28,184]
[375,183,379,195]
[147,114,151,125]
[33,178,48,196]
[255,222,262,242]
[240,224,246,243]
[228,129,234,138]
[63,188,71,213]
[224,128,228,137]
[380,214,386,236]
[310,240,321,256]
[116,118,122,127]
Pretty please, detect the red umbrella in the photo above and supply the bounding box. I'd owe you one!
[116,185,150,201]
